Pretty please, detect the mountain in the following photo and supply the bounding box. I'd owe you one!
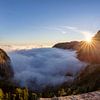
[53,31,100,64]
[53,41,79,50]
[0,48,14,79]
[77,31,100,63]
[52,30,100,96]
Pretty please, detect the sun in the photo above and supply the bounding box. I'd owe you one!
[85,34,92,44]
[86,36,92,43]
[82,31,93,44]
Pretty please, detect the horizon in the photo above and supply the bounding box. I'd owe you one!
[0,0,100,45]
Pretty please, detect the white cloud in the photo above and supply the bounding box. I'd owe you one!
[60,26,77,30]
[44,25,93,38]
[8,48,87,90]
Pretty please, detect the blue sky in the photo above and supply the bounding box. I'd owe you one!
[0,0,100,45]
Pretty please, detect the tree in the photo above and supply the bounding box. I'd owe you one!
[59,89,66,96]
[0,88,4,100]
[23,87,29,100]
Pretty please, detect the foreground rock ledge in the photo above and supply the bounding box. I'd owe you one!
[40,91,100,100]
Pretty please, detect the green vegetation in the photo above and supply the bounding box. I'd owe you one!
[0,87,38,100]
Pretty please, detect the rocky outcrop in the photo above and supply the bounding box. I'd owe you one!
[40,91,100,100]
[0,48,14,79]
[53,41,79,50]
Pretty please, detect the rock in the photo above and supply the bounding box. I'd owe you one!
[40,91,100,100]
[0,48,14,79]
[53,41,79,50]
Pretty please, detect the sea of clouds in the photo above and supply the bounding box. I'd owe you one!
[8,48,87,90]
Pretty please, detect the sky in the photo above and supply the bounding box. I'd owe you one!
[0,0,100,45]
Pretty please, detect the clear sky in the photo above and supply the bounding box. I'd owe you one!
[0,0,100,45]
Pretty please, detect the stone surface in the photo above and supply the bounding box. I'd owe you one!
[40,91,100,100]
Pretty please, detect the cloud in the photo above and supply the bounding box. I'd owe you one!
[44,26,93,38]
[60,26,77,30]
[57,26,94,40]
[8,48,87,91]
[42,26,67,34]
[0,44,52,52]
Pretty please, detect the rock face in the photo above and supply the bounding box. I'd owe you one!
[53,41,79,50]
[0,48,14,79]
[77,31,100,63]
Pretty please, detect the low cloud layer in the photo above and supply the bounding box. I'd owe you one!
[8,48,86,90]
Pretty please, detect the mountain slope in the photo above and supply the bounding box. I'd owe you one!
[0,48,14,79]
